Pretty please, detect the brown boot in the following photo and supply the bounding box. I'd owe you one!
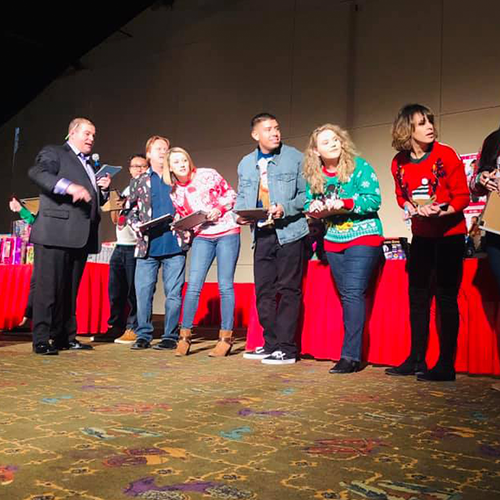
[208,330,233,357]
[175,328,192,356]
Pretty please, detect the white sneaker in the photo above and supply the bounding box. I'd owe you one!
[261,351,296,365]
[243,346,272,360]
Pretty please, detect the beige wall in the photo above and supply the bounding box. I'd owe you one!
[1,0,500,303]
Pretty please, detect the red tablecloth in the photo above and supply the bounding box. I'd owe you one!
[245,258,500,376]
[0,263,255,334]
[3,260,499,375]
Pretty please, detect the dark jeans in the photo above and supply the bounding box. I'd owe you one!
[326,245,382,362]
[407,234,465,369]
[108,245,138,331]
[254,230,304,357]
[485,232,500,292]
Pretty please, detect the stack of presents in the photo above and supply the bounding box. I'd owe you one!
[1,194,114,265]
[0,220,34,265]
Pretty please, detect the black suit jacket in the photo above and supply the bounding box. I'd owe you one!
[28,143,104,253]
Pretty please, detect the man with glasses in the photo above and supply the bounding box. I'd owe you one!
[94,154,148,343]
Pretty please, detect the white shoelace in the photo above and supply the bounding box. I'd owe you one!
[271,351,285,360]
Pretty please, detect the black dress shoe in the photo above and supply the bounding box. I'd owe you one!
[131,338,151,350]
[153,338,178,350]
[70,340,93,350]
[329,358,360,374]
[417,366,455,382]
[33,342,58,355]
[55,340,94,351]
[385,358,427,376]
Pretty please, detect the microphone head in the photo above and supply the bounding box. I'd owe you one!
[91,153,100,162]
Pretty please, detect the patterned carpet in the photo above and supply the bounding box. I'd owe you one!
[0,332,499,500]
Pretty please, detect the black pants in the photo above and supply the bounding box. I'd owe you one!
[253,230,304,357]
[32,244,88,347]
[407,234,465,369]
[24,264,36,319]
[107,245,138,330]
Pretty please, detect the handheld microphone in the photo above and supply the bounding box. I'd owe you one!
[92,153,100,168]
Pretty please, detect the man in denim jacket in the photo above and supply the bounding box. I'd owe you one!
[236,113,308,365]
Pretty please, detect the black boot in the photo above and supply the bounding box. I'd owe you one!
[417,287,459,382]
[329,358,360,374]
[386,287,431,376]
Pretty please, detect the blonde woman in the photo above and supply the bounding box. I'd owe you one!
[386,104,469,382]
[165,147,240,357]
[304,124,383,374]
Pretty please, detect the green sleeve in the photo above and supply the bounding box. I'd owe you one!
[304,182,315,212]
[350,159,382,215]
[19,206,36,225]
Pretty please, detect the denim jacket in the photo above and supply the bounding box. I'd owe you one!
[235,144,309,245]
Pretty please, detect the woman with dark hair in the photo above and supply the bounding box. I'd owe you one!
[385,103,470,382]
[303,123,383,374]
[470,127,500,392]
[470,127,500,287]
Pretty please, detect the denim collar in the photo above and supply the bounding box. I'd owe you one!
[254,143,283,166]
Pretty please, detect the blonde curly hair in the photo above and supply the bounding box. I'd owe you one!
[303,123,357,193]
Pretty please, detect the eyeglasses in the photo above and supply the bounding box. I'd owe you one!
[130,164,147,169]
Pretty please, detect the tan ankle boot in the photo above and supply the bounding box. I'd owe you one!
[208,330,233,357]
[175,328,192,356]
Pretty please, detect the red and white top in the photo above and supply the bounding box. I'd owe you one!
[391,141,470,237]
[170,167,240,238]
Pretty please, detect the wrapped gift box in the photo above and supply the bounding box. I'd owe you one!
[382,237,409,260]
[12,220,30,239]
[87,242,116,264]
[25,244,34,265]
[0,236,25,265]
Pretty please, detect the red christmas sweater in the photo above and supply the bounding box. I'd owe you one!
[391,141,470,237]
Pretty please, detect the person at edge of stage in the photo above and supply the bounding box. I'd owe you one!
[8,198,36,330]
[469,124,500,391]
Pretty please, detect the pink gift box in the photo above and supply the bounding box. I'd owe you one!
[0,236,24,265]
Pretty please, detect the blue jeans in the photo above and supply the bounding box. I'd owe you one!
[135,253,186,342]
[326,245,381,361]
[182,233,240,330]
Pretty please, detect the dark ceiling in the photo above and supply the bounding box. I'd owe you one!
[0,1,174,127]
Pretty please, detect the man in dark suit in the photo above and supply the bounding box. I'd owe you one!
[28,117,111,355]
